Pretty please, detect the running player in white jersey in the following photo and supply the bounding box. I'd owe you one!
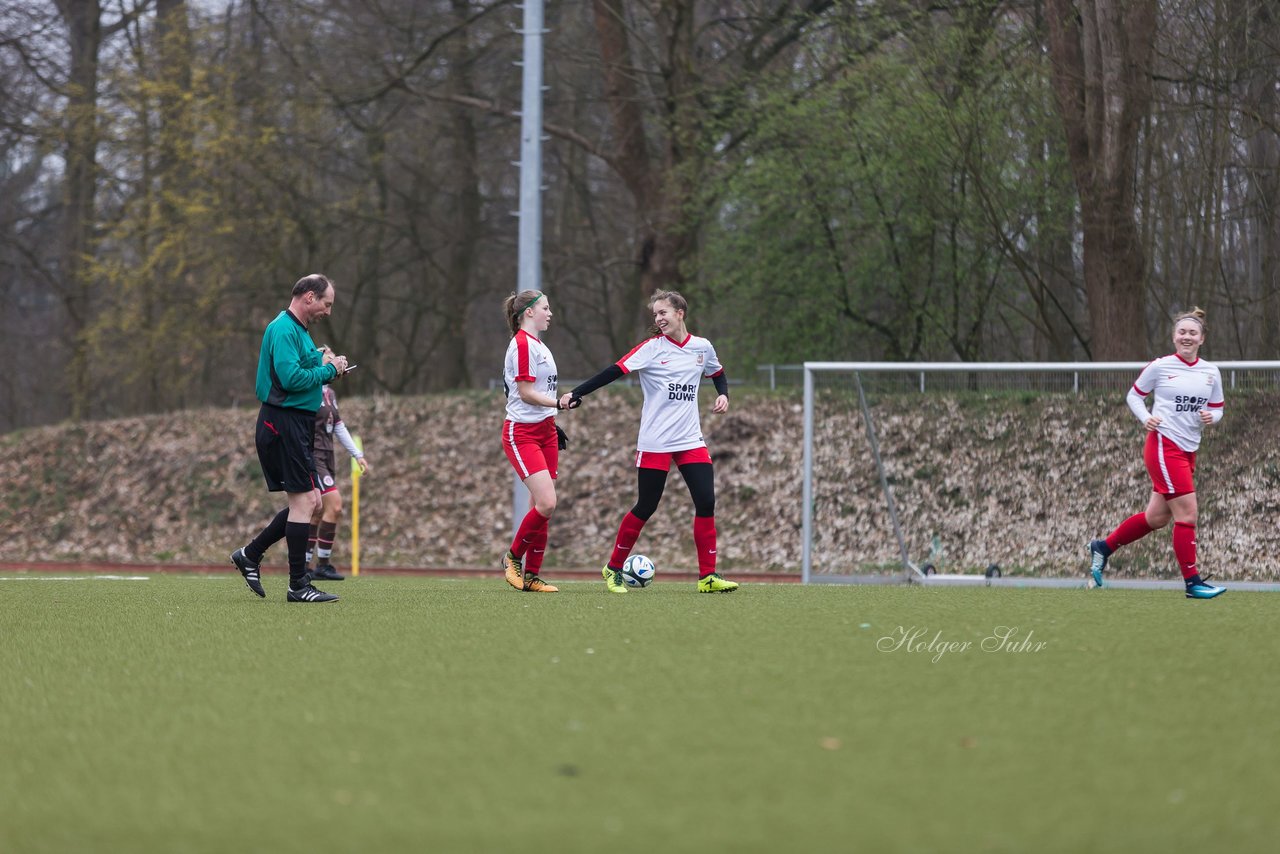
[1086,307,1226,599]
[561,290,739,594]
[499,289,574,593]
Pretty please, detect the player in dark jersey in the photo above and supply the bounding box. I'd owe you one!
[562,290,739,594]
[230,274,351,603]
[306,359,370,581]
[1086,307,1226,599]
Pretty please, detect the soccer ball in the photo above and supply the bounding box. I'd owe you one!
[621,554,656,588]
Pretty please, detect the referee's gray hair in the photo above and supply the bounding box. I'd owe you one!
[292,274,333,298]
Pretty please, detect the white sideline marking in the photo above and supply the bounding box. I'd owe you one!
[0,576,151,582]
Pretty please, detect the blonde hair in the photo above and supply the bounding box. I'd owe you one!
[502,290,544,336]
[1173,306,1207,333]
[647,289,688,337]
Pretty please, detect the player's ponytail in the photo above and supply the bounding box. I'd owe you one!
[504,289,544,336]
[1173,306,1207,333]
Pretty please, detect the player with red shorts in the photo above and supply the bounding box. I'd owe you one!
[1086,307,1226,599]
[499,289,572,593]
[562,290,739,594]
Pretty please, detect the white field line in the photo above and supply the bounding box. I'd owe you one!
[0,575,151,582]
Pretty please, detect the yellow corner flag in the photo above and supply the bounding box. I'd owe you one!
[350,435,362,576]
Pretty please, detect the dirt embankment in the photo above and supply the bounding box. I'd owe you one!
[3,389,1278,579]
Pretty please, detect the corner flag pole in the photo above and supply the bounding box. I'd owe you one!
[350,434,363,577]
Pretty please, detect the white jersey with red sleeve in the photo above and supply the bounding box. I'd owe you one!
[504,330,558,424]
[1127,354,1224,452]
[617,333,724,452]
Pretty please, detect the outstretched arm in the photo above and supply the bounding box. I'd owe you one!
[558,364,624,409]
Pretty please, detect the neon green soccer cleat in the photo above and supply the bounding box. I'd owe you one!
[603,565,629,594]
[697,573,739,593]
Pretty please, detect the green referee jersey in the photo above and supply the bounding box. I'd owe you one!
[255,310,337,411]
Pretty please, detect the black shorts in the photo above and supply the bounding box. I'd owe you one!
[255,404,318,493]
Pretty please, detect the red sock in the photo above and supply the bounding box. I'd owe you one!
[510,508,549,559]
[524,528,548,575]
[1173,521,1198,579]
[693,516,717,578]
[1106,513,1153,551]
[608,512,646,569]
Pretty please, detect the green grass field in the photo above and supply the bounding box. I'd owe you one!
[2,574,1278,853]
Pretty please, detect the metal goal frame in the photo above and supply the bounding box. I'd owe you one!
[800,361,1280,589]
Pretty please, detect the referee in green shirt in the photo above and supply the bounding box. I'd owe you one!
[231,274,351,603]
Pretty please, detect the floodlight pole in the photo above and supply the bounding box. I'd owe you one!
[512,0,545,537]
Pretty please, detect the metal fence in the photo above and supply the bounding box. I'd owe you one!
[764,361,1280,394]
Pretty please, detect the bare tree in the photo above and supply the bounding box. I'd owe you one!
[1234,0,1280,353]
[50,1,152,417]
[589,1,835,329]
[1045,0,1157,359]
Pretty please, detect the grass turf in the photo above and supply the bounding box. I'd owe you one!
[2,574,1278,853]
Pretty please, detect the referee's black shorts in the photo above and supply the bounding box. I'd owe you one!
[255,403,318,493]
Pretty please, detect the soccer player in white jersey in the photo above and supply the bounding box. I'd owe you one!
[561,290,739,594]
[499,290,574,593]
[1087,307,1226,599]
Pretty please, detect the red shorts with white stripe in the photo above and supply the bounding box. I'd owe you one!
[502,417,558,480]
[1143,431,1196,496]
[634,446,712,471]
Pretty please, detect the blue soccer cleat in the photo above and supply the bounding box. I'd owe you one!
[1087,539,1112,588]
[1185,581,1225,600]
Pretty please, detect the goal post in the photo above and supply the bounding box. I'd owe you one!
[800,361,1280,586]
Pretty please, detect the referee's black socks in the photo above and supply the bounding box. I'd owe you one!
[285,521,311,587]
[245,508,289,565]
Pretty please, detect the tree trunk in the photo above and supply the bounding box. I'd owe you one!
[591,0,687,337]
[152,0,192,412]
[1033,109,1079,362]
[356,125,387,388]
[436,0,480,390]
[54,0,104,420]
[1045,0,1157,360]
[1236,0,1280,354]
[155,0,191,221]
